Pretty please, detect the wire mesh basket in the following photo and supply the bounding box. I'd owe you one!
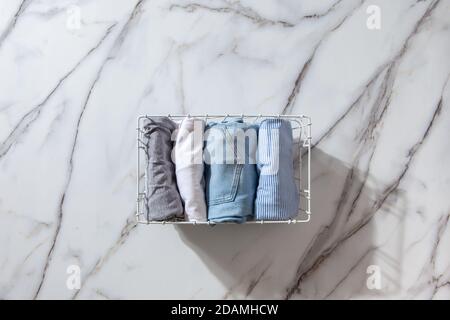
[136,114,311,225]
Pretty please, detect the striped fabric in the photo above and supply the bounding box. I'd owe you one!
[255,119,299,220]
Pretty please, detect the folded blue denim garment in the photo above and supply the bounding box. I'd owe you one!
[204,118,258,223]
[143,117,184,221]
[255,119,299,220]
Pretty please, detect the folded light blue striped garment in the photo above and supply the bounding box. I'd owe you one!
[255,119,299,220]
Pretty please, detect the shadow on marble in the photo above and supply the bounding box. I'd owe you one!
[175,148,406,299]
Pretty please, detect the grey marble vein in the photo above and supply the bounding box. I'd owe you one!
[169,2,294,28]
[33,0,148,298]
[283,0,364,115]
[71,217,137,299]
[285,73,449,299]
[0,23,117,159]
[310,0,442,148]
[1,0,449,300]
[0,0,31,49]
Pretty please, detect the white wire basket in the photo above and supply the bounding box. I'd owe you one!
[136,114,311,225]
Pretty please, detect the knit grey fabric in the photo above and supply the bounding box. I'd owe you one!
[143,117,184,221]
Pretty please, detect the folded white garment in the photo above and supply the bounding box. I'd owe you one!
[174,118,207,222]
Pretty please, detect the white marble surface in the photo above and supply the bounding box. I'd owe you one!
[0,0,449,300]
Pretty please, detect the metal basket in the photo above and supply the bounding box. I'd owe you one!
[136,114,311,225]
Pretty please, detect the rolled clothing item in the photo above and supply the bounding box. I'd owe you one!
[143,117,184,221]
[255,119,299,220]
[204,117,258,223]
[174,117,207,222]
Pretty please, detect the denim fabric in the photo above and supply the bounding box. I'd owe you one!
[204,118,258,223]
[255,119,299,220]
[143,117,184,221]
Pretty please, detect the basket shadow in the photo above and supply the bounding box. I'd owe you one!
[175,147,406,299]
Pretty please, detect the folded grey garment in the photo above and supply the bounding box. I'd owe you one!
[143,117,184,221]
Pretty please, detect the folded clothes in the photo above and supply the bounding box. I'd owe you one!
[143,117,184,221]
[174,117,207,222]
[255,119,299,220]
[204,118,258,223]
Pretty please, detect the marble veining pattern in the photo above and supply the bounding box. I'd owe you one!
[0,0,449,299]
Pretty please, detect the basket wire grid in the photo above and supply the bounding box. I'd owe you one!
[136,114,311,225]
